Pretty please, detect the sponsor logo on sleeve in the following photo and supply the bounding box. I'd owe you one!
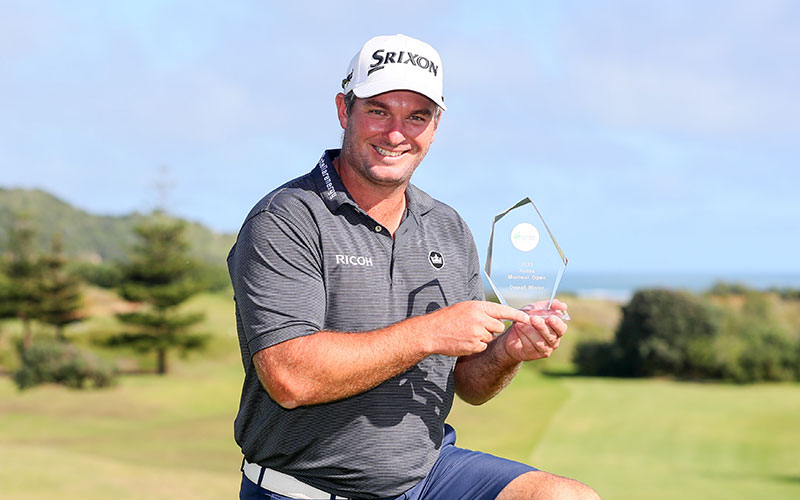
[318,158,337,200]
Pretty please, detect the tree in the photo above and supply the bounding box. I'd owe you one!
[0,270,13,320]
[574,288,800,383]
[1,215,42,348]
[110,214,206,374]
[37,233,85,340]
[614,288,719,377]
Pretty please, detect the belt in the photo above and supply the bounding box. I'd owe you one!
[242,459,350,499]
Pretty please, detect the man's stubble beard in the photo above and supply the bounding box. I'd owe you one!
[339,123,429,189]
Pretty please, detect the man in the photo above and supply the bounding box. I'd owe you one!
[228,34,600,500]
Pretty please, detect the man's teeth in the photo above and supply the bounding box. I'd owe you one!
[375,146,404,157]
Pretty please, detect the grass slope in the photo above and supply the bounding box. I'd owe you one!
[529,377,800,500]
[3,369,798,500]
[1,292,799,499]
[0,361,244,500]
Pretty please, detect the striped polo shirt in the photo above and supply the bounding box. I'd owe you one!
[228,149,483,499]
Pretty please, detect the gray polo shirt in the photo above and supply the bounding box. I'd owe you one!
[228,149,484,499]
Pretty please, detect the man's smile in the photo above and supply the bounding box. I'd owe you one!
[373,145,406,157]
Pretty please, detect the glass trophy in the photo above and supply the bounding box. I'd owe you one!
[484,197,570,320]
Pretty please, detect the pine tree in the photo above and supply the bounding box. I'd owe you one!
[37,233,85,340]
[0,269,13,320]
[2,216,42,348]
[110,213,206,374]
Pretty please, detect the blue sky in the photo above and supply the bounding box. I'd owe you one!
[1,0,798,274]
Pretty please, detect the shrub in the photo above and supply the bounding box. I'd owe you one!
[737,332,797,382]
[573,288,800,383]
[767,287,800,300]
[13,341,117,390]
[614,289,720,377]
[69,261,124,289]
[721,319,798,383]
[709,281,753,296]
[190,261,231,292]
[573,340,624,377]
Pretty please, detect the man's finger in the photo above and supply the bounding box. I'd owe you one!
[524,299,568,314]
[486,317,508,335]
[515,324,546,356]
[546,315,567,338]
[530,315,556,346]
[483,302,530,324]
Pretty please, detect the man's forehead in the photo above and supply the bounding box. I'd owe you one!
[358,90,438,111]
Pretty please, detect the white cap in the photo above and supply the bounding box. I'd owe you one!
[341,34,446,110]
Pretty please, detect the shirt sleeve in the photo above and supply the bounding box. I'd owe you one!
[228,210,326,356]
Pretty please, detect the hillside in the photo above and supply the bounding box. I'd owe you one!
[0,187,235,265]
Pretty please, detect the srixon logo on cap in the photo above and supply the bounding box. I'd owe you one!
[369,50,439,76]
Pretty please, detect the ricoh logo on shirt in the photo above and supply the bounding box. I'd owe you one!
[335,254,374,267]
[368,49,439,76]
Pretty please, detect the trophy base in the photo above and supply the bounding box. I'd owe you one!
[522,306,571,321]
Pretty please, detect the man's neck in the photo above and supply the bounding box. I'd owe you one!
[333,156,407,235]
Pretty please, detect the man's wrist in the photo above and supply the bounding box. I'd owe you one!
[494,330,525,369]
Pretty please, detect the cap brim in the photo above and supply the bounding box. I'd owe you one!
[352,80,447,111]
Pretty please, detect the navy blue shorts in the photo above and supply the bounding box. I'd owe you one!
[240,424,537,500]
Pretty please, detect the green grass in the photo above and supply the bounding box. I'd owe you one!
[451,373,800,500]
[448,366,572,460]
[536,377,800,499]
[0,361,245,500]
[3,366,798,500]
[1,292,800,499]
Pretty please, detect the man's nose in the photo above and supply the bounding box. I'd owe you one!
[385,117,407,145]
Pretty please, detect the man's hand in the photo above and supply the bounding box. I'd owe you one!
[420,301,531,357]
[502,299,569,362]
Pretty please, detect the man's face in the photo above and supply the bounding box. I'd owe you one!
[335,90,439,189]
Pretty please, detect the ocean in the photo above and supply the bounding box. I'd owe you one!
[558,272,800,303]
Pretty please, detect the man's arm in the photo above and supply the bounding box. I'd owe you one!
[255,301,531,408]
[232,209,534,408]
[453,300,569,405]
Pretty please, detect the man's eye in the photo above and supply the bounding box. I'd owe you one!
[369,109,386,116]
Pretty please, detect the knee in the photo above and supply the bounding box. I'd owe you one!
[575,483,602,500]
[498,471,601,500]
[547,478,601,500]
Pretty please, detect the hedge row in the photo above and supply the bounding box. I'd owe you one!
[573,288,800,383]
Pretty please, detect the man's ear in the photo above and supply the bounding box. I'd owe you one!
[426,110,441,145]
[335,93,348,130]
[432,111,442,140]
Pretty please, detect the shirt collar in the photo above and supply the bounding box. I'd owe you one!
[405,182,436,216]
[313,149,436,217]
[313,149,357,213]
